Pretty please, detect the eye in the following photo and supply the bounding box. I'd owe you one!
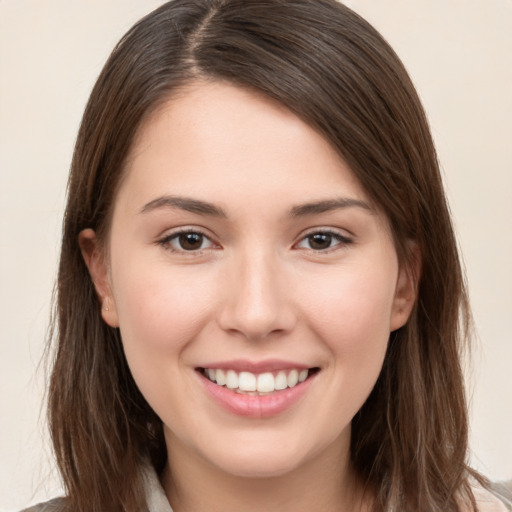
[159,230,216,252]
[296,230,352,251]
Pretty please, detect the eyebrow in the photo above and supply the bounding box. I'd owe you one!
[289,198,373,217]
[140,195,227,217]
[140,195,373,218]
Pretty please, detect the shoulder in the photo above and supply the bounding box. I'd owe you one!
[472,481,512,512]
[20,497,66,512]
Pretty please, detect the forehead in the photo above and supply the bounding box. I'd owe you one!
[117,80,372,217]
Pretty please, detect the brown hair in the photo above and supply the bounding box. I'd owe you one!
[48,1,481,511]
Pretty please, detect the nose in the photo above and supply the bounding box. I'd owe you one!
[216,250,297,341]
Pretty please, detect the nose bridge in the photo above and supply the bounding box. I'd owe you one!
[217,246,295,340]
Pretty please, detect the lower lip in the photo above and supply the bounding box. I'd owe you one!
[198,371,316,418]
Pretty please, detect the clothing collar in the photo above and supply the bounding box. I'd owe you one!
[143,463,174,512]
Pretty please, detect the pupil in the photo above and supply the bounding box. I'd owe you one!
[179,233,203,250]
[309,233,331,250]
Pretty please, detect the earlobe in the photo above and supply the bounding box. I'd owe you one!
[78,228,119,327]
[390,243,421,332]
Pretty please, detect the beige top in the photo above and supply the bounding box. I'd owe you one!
[22,465,512,512]
[472,482,512,512]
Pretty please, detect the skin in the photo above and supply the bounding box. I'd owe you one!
[80,81,417,512]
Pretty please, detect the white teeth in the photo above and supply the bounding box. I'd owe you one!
[204,368,312,393]
[226,370,238,389]
[216,369,226,386]
[275,371,288,390]
[257,372,275,393]
[238,371,257,391]
[287,369,299,387]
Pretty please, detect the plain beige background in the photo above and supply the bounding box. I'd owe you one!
[1,1,511,510]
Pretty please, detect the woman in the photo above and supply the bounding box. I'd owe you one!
[23,0,511,511]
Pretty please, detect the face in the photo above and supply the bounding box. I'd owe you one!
[81,81,416,481]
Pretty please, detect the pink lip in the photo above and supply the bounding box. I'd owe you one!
[197,367,318,419]
[197,359,311,373]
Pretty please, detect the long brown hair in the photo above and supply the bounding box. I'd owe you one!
[49,1,480,511]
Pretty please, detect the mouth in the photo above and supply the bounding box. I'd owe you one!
[197,367,320,396]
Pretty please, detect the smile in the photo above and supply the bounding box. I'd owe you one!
[196,361,320,417]
[201,368,316,394]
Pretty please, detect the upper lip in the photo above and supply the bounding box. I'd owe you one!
[196,359,314,373]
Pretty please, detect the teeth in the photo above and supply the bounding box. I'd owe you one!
[275,371,288,390]
[287,369,299,387]
[257,372,274,393]
[204,368,312,393]
[239,371,257,391]
[216,369,226,386]
[226,370,238,389]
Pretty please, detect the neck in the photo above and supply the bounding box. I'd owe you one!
[161,431,370,512]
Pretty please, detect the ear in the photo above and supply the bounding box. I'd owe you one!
[78,228,119,327]
[390,242,421,332]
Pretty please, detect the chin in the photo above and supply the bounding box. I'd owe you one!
[212,451,306,479]
[194,430,325,480]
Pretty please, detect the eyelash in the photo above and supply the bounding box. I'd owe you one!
[157,228,353,254]
[157,228,216,254]
[295,229,353,253]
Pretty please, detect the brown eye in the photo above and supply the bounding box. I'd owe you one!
[178,232,204,251]
[296,230,352,252]
[307,233,334,250]
[160,230,215,252]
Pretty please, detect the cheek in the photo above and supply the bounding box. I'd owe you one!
[300,259,397,364]
[108,255,221,425]
[110,252,217,358]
